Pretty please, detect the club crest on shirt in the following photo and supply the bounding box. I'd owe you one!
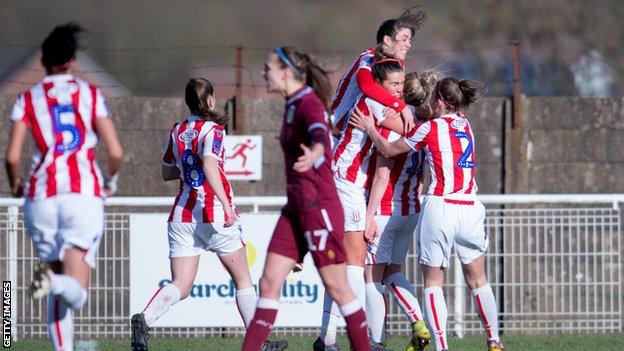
[47,83,79,99]
[451,118,468,130]
[179,129,198,143]
[286,105,296,124]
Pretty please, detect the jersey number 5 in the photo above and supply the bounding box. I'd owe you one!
[51,104,82,152]
[304,229,329,251]
[453,131,474,169]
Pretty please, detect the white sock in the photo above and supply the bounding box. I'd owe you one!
[236,287,257,330]
[365,282,386,343]
[384,272,423,324]
[320,291,340,346]
[142,284,181,326]
[423,286,448,351]
[50,274,88,310]
[471,284,500,342]
[346,265,366,312]
[47,294,74,351]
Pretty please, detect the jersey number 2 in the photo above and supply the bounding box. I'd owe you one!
[453,131,474,169]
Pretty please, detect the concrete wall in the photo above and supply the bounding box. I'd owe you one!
[1,94,623,197]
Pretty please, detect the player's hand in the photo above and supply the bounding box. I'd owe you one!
[364,217,378,244]
[293,144,314,173]
[223,206,237,227]
[104,174,119,197]
[349,107,374,133]
[400,106,415,134]
[11,177,23,198]
[382,107,401,122]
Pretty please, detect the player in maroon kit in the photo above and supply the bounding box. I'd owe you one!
[240,47,370,351]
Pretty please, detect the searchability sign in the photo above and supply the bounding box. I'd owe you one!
[129,213,328,327]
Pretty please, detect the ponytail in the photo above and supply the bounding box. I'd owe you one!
[185,78,229,126]
[436,77,486,112]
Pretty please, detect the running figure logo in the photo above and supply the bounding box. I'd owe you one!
[223,136,263,180]
[226,139,257,168]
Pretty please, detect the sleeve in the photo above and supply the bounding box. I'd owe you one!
[366,98,386,126]
[161,124,177,166]
[201,125,225,160]
[9,93,28,124]
[404,122,431,151]
[300,99,330,169]
[356,69,406,112]
[94,87,111,119]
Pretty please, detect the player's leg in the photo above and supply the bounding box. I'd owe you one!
[457,201,503,351]
[366,264,387,346]
[241,252,294,351]
[308,206,369,351]
[218,246,257,329]
[241,212,299,351]
[419,196,454,351]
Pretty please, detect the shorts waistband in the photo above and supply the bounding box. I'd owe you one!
[443,199,475,206]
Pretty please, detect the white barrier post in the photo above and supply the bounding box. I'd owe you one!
[7,206,19,342]
[453,254,465,338]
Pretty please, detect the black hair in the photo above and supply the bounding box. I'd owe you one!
[372,60,404,83]
[41,23,84,71]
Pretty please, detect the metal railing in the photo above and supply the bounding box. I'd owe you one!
[1,194,622,339]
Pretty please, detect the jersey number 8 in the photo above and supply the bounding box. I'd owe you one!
[181,149,206,187]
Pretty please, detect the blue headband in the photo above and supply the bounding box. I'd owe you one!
[274,47,302,76]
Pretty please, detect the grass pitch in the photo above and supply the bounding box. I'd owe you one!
[10,333,624,350]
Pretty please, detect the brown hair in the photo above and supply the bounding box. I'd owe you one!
[435,77,486,112]
[275,46,333,111]
[372,59,404,83]
[376,6,427,43]
[404,70,441,107]
[184,78,228,126]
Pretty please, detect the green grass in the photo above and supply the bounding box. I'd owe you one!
[10,333,624,350]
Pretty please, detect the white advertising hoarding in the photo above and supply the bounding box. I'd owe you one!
[223,135,262,180]
[129,213,330,327]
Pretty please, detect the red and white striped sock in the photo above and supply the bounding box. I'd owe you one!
[47,294,74,351]
[423,286,448,351]
[241,298,279,351]
[384,272,423,324]
[142,284,181,326]
[365,282,386,343]
[235,287,258,330]
[471,284,500,342]
[340,299,369,351]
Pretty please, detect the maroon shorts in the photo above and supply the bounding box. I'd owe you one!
[267,205,346,268]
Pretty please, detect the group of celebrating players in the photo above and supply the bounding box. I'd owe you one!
[5,6,504,351]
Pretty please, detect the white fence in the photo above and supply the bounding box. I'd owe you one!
[1,195,622,339]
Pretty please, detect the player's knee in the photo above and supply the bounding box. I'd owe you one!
[258,275,280,297]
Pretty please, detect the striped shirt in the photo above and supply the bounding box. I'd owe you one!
[9,74,109,199]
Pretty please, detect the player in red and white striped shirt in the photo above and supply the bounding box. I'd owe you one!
[5,24,124,351]
[364,71,439,351]
[130,78,267,351]
[329,6,427,152]
[350,78,504,351]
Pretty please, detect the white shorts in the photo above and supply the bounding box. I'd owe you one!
[168,220,245,258]
[368,214,418,265]
[24,194,104,269]
[334,177,366,232]
[417,196,489,268]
